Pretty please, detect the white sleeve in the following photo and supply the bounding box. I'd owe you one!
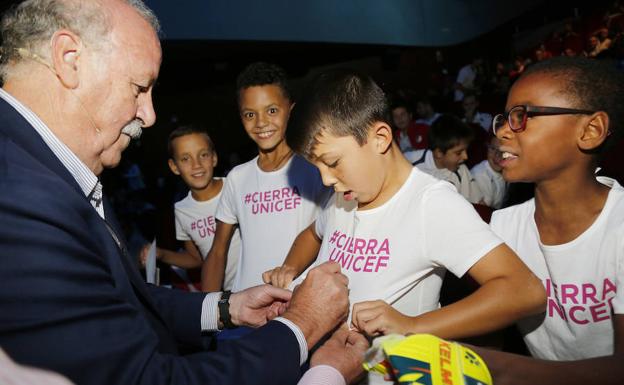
[611,222,624,314]
[422,184,502,277]
[314,193,336,239]
[215,173,239,225]
[174,208,190,241]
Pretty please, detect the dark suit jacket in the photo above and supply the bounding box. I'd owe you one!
[0,97,302,385]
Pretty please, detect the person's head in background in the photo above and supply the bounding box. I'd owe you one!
[493,56,624,184]
[236,62,294,155]
[486,135,503,173]
[167,125,218,199]
[391,99,414,132]
[462,92,480,120]
[288,68,411,210]
[0,0,161,174]
[415,96,436,120]
[428,114,474,172]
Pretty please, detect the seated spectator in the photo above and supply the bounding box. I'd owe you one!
[405,114,484,204]
[462,92,493,132]
[414,96,442,126]
[454,57,484,101]
[391,99,428,152]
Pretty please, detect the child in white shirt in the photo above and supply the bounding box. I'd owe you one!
[473,56,624,385]
[264,69,545,343]
[139,126,241,290]
[406,114,484,204]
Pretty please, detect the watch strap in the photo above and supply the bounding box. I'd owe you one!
[218,290,237,329]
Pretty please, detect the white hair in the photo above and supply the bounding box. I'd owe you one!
[0,0,160,81]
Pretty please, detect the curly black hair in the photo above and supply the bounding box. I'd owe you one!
[235,62,291,104]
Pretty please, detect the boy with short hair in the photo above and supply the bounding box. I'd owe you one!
[405,114,484,204]
[264,69,545,343]
[201,62,329,291]
[391,99,427,152]
[139,125,242,290]
[473,56,624,385]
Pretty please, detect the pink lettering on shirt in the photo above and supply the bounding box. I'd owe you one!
[243,187,302,215]
[326,230,391,273]
[190,215,216,239]
[544,278,617,325]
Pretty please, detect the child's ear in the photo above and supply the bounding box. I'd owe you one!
[50,29,82,89]
[432,148,445,160]
[211,151,218,168]
[371,122,393,154]
[168,158,181,175]
[578,111,610,151]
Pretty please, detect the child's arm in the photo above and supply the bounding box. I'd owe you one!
[162,241,203,269]
[201,220,235,292]
[352,243,546,339]
[471,315,624,385]
[262,222,321,289]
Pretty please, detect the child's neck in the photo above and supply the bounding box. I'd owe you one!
[191,178,223,202]
[358,147,413,210]
[257,142,293,172]
[533,169,610,245]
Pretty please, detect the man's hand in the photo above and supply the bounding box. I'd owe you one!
[282,261,350,348]
[310,325,369,384]
[351,300,411,337]
[262,264,298,289]
[229,284,292,328]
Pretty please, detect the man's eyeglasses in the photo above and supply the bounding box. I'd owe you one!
[492,105,596,135]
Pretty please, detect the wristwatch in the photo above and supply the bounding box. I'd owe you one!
[218,290,237,329]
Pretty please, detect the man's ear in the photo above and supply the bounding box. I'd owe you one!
[578,111,610,151]
[168,158,181,175]
[432,148,445,160]
[212,151,218,168]
[370,122,394,154]
[50,29,82,89]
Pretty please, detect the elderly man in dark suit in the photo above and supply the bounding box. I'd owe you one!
[0,1,367,384]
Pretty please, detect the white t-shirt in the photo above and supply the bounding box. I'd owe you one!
[454,64,476,101]
[174,180,242,290]
[490,177,624,360]
[313,167,502,318]
[471,160,507,209]
[217,154,330,291]
[406,149,484,204]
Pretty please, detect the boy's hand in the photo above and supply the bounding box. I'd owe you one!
[262,265,298,289]
[351,300,412,337]
[138,244,161,267]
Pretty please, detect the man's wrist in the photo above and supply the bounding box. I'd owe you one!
[218,290,237,329]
